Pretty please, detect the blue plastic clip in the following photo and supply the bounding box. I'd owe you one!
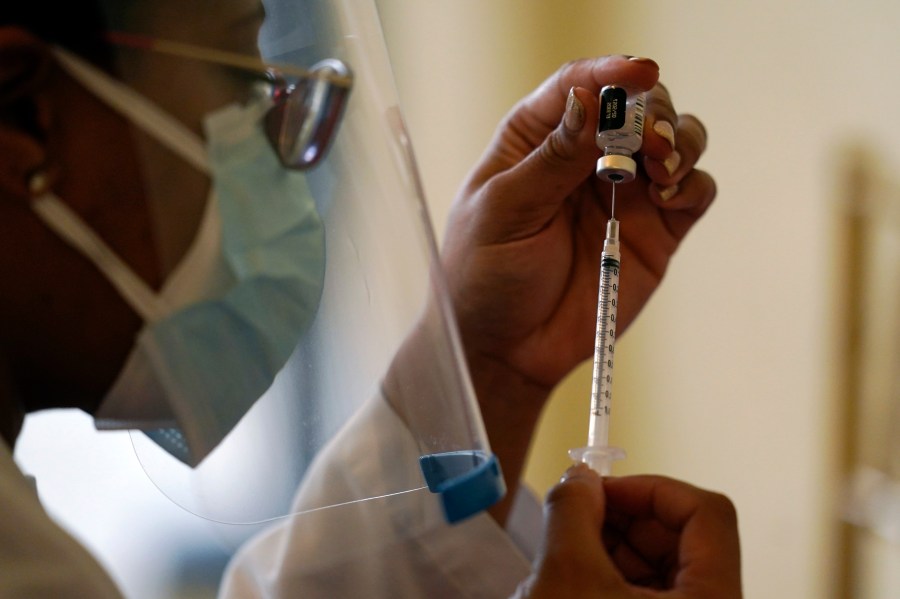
[419,451,505,523]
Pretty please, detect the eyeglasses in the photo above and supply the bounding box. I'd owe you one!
[106,32,353,170]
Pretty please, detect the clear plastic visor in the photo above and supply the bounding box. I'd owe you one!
[60,0,505,532]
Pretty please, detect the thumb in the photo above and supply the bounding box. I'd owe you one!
[516,85,601,193]
[478,86,600,242]
[522,464,628,597]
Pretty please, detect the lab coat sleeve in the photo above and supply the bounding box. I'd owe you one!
[220,391,538,598]
[0,441,125,599]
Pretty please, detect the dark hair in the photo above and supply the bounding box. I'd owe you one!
[1,1,115,68]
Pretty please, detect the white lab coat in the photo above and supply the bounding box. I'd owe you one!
[1,392,539,598]
[0,440,124,599]
[220,393,540,598]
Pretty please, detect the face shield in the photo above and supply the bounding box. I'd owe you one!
[33,0,503,530]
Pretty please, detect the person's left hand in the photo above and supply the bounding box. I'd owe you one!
[440,56,714,520]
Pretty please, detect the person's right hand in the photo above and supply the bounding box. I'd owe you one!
[512,465,742,598]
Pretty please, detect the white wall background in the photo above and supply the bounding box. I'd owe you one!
[377,1,900,598]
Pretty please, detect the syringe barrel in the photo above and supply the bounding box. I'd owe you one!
[572,217,626,475]
[588,236,620,449]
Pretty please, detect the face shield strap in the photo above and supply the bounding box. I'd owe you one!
[419,451,505,523]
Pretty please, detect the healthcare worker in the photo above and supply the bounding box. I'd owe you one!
[0,0,739,597]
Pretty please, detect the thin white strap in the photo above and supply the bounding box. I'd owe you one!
[31,192,171,322]
[52,47,209,175]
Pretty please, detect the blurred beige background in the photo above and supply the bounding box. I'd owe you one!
[378,1,900,598]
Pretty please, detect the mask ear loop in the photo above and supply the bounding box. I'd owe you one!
[51,46,210,175]
[30,184,171,322]
[45,47,222,321]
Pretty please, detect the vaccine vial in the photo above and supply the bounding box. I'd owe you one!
[595,85,646,183]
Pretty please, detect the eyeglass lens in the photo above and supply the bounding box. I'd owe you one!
[265,58,352,170]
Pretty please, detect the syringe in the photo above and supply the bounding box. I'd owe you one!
[569,184,626,475]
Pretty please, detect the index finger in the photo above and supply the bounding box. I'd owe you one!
[520,55,661,134]
[603,475,742,597]
[603,474,736,535]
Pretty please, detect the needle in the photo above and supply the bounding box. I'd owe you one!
[611,181,617,219]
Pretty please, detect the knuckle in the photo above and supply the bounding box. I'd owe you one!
[553,59,584,94]
[693,170,717,204]
[558,58,583,77]
[538,130,573,167]
[539,546,576,571]
[544,476,593,507]
[682,113,708,137]
[652,81,672,102]
[544,479,578,506]
[645,88,677,127]
[678,114,709,151]
[705,491,739,525]
[705,172,718,202]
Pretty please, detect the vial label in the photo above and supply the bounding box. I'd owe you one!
[632,94,646,137]
[599,87,627,132]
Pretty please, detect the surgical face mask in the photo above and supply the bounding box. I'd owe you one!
[34,49,326,466]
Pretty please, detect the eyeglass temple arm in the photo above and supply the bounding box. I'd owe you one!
[104,32,352,88]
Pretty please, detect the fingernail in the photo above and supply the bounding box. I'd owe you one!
[657,183,679,202]
[564,87,585,133]
[627,56,656,65]
[653,120,676,151]
[561,463,590,482]
[663,151,681,176]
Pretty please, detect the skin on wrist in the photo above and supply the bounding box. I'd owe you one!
[464,349,550,525]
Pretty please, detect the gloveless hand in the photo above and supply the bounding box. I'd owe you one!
[443,55,713,396]
[513,466,742,599]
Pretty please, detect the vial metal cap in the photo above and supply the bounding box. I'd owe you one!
[596,154,636,183]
